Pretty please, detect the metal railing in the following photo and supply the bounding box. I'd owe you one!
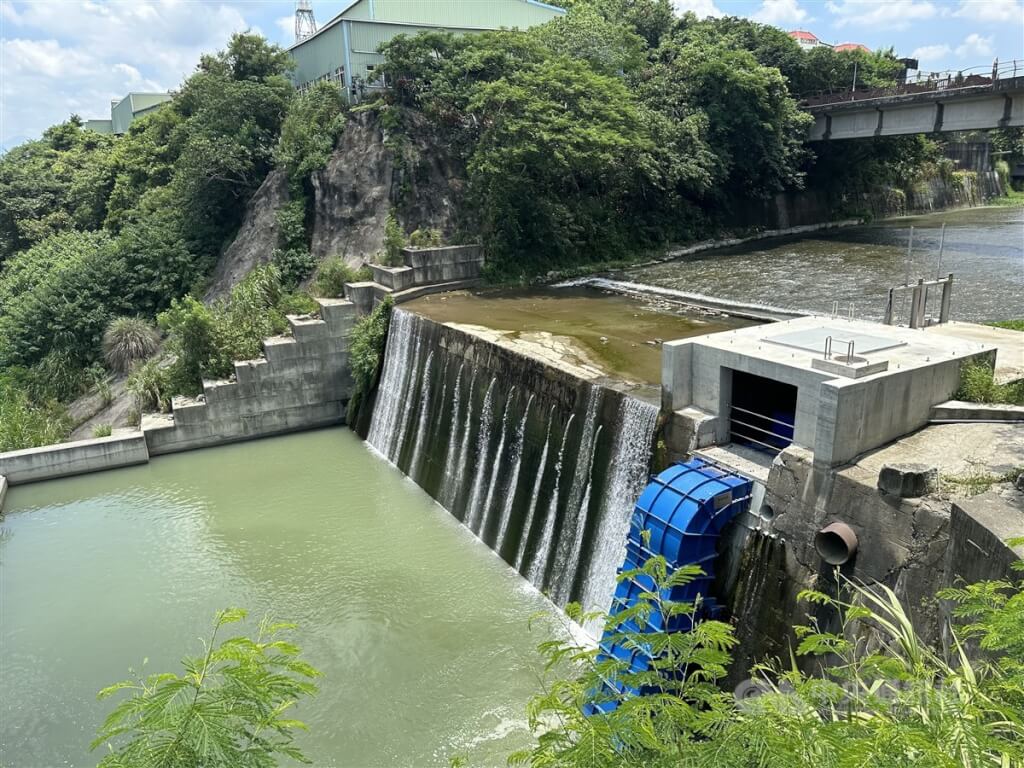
[801,59,1023,109]
[729,405,794,455]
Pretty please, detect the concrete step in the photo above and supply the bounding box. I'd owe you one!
[391,278,483,303]
[931,399,1024,422]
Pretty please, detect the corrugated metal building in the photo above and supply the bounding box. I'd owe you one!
[85,92,172,135]
[288,0,564,99]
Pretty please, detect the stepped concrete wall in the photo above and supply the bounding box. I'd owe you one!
[0,298,358,494]
[144,298,357,455]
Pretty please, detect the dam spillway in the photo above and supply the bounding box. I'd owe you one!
[367,309,660,615]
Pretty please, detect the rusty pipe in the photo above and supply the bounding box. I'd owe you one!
[815,522,859,565]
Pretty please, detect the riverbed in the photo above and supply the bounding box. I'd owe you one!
[0,429,565,767]
[626,206,1024,323]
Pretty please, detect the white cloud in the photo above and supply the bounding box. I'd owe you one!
[752,0,809,25]
[955,32,994,58]
[275,15,294,40]
[825,0,937,29]
[911,43,952,65]
[0,0,254,146]
[953,0,1024,23]
[672,0,725,18]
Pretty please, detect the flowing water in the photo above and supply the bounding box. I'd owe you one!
[0,430,567,767]
[628,207,1024,322]
[367,311,660,618]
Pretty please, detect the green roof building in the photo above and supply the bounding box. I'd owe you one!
[85,92,172,135]
[288,0,564,99]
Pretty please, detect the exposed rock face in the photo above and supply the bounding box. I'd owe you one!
[204,169,290,302]
[311,110,466,268]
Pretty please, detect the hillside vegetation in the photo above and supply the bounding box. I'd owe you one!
[0,1,1000,450]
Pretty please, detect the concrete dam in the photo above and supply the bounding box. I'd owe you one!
[364,309,659,618]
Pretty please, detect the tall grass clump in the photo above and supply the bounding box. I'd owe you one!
[103,317,161,373]
[957,361,1024,405]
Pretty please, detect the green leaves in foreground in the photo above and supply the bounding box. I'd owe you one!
[515,553,1024,768]
[92,608,320,768]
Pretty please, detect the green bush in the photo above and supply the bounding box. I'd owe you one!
[383,211,405,266]
[0,381,70,451]
[312,257,370,298]
[92,424,112,438]
[989,319,1024,332]
[102,317,161,373]
[957,362,1024,405]
[514,551,1024,767]
[92,608,319,768]
[408,228,443,248]
[277,291,320,316]
[347,296,393,423]
[126,358,171,413]
[272,247,316,289]
[158,296,222,396]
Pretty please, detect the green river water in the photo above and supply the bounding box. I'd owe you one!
[0,429,567,767]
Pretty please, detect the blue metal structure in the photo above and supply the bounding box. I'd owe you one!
[588,458,753,714]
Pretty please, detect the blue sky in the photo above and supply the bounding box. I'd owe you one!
[1,0,1022,149]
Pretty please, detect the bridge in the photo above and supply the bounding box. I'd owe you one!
[805,60,1024,141]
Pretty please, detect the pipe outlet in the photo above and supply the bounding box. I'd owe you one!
[814,522,858,565]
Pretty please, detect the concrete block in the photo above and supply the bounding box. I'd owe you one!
[0,434,150,485]
[202,379,239,404]
[170,397,209,426]
[878,463,939,498]
[931,400,1024,422]
[0,474,8,512]
[370,264,415,291]
[317,298,357,327]
[263,335,301,363]
[234,358,269,384]
[288,316,329,343]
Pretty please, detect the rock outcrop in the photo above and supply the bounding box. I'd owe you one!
[311,110,466,267]
[204,169,290,302]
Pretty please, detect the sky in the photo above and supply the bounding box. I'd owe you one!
[1,0,1022,150]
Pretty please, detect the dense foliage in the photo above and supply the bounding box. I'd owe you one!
[92,608,319,767]
[513,552,1024,767]
[346,296,394,425]
[375,1,911,276]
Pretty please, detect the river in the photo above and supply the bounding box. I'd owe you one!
[626,206,1024,323]
[0,430,566,767]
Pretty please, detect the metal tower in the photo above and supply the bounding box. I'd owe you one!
[295,0,317,42]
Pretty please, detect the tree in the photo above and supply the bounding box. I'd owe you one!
[92,609,319,768]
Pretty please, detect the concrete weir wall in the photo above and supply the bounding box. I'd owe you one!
[0,433,150,486]
[0,298,358,501]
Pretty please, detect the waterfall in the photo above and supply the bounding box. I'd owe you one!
[514,406,553,571]
[550,387,602,600]
[388,322,424,463]
[465,377,497,529]
[494,394,534,555]
[441,364,465,500]
[477,388,516,540]
[408,351,436,481]
[366,311,662,622]
[366,310,413,454]
[580,397,659,618]
[448,369,479,512]
[527,414,574,586]
[554,424,603,605]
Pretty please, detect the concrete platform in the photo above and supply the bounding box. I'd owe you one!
[923,321,1024,384]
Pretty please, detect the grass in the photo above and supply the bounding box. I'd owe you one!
[92,424,113,438]
[987,187,1024,207]
[988,319,1024,332]
[941,465,1023,496]
[956,362,1024,406]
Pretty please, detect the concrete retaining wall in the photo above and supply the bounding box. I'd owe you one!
[0,433,150,486]
[144,298,357,455]
[0,475,8,511]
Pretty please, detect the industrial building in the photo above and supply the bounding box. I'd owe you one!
[84,92,172,135]
[287,0,565,99]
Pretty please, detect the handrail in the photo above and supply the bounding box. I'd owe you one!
[800,58,1022,109]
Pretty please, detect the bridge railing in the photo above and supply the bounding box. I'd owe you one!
[801,59,1022,109]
